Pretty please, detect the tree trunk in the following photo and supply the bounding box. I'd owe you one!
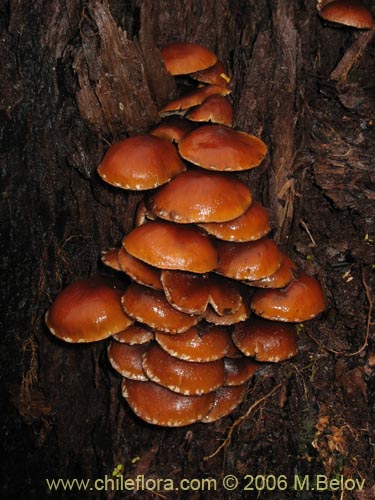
[2,1,374,499]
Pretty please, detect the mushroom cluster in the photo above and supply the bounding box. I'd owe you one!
[46,41,326,427]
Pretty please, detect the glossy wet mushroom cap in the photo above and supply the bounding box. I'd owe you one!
[245,253,298,289]
[233,317,298,362]
[147,169,252,224]
[201,384,247,423]
[199,201,271,242]
[155,325,230,362]
[121,283,200,334]
[160,84,231,113]
[251,273,326,322]
[224,357,261,386]
[122,221,219,273]
[117,247,163,290]
[101,248,122,271]
[319,0,374,28]
[190,60,231,87]
[97,135,186,190]
[178,125,267,171]
[204,301,249,325]
[186,95,233,126]
[149,116,196,143]
[108,341,149,380]
[142,343,225,395]
[215,238,282,281]
[112,323,154,344]
[45,277,133,343]
[122,378,215,427]
[161,41,217,75]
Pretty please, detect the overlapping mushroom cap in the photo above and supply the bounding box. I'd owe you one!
[45,277,133,343]
[161,41,217,75]
[97,135,186,190]
[178,125,267,171]
[319,0,374,28]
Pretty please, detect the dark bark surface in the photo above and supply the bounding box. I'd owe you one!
[1,1,374,499]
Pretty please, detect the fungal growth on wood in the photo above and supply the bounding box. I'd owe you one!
[45,41,326,427]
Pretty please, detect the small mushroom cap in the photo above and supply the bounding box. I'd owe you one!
[149,116,196,143]
[319,0,374,28]
[155,325,230,362]
[147,169,252,224]
[224,357,261,386]
[190,60,231,87]
[101,248,122,271]
[123,221,219,273]
[199,201,271,242]
[97,135,186,191]
[245,253,298,289]
[121,283,200,334]
[186,95,234,126]
[112,323,154,344]
[233,317,298,362]
[215,238,282,281]
[161,42,217,75]
[201,384,247,423]
[117,247,163,290]
[204,301,249,326]
[45,277,133,343]
[160,84,231,113]
[108,340,149,380]
[122,378,215,427]
[251,273,326,322]
[178,125,267,171]
[142,343,225,395]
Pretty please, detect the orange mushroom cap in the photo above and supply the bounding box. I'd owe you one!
[178,125,267,171]
[122,378,215,427]
[224,357,261,386]
[142,343,225,395]
[97,135,186,191]
[160,84,231,113]
[121,283,200,334]
[245,253,298,289]
[251,273,326,322]
[147,169,252,224]
[190,59,231,87]
[117,247,163,290]
[112,323,154,344]
[155,325,230,362]
[122,221,218,273]
[101,248,122,271]
[161,42,217,75]
[319,0,374,28]
[201,384,247,424]
[45,277,133,343]
[199,201,271,242]
[203,301,249,326]
[108,341,149,380]
[215,238,282,281]
[149,116,196,143]
[186,95,233,126]
[233,317,298,362]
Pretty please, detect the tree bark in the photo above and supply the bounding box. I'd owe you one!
[2,1,374,499]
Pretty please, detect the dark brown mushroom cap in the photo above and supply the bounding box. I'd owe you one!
[112,323,154,344]
[45,277,133,343]
[101,248,122,271]
[97,135,186,191]
[121,283,200,334]
[161,42,217,75]
[245,253,298,289]
[224,357,261,386]
[142,344,225,395]
[201,384,247,423]
[108,341,149,380]
[190,60,231,87]
[160,84,231,113]
[319,0,374,28]
[117,247,163,290]
[155,325,230,362]
[232,317,298,362]
[199,201,271,242]
[251,273,326,322]
[186,95,233,126]
[215,238,282,281]
[123,221,219,273]
[178,125,267,171]
[147,169,252,224]
[122,378,215,427]
[149,116,196,143]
